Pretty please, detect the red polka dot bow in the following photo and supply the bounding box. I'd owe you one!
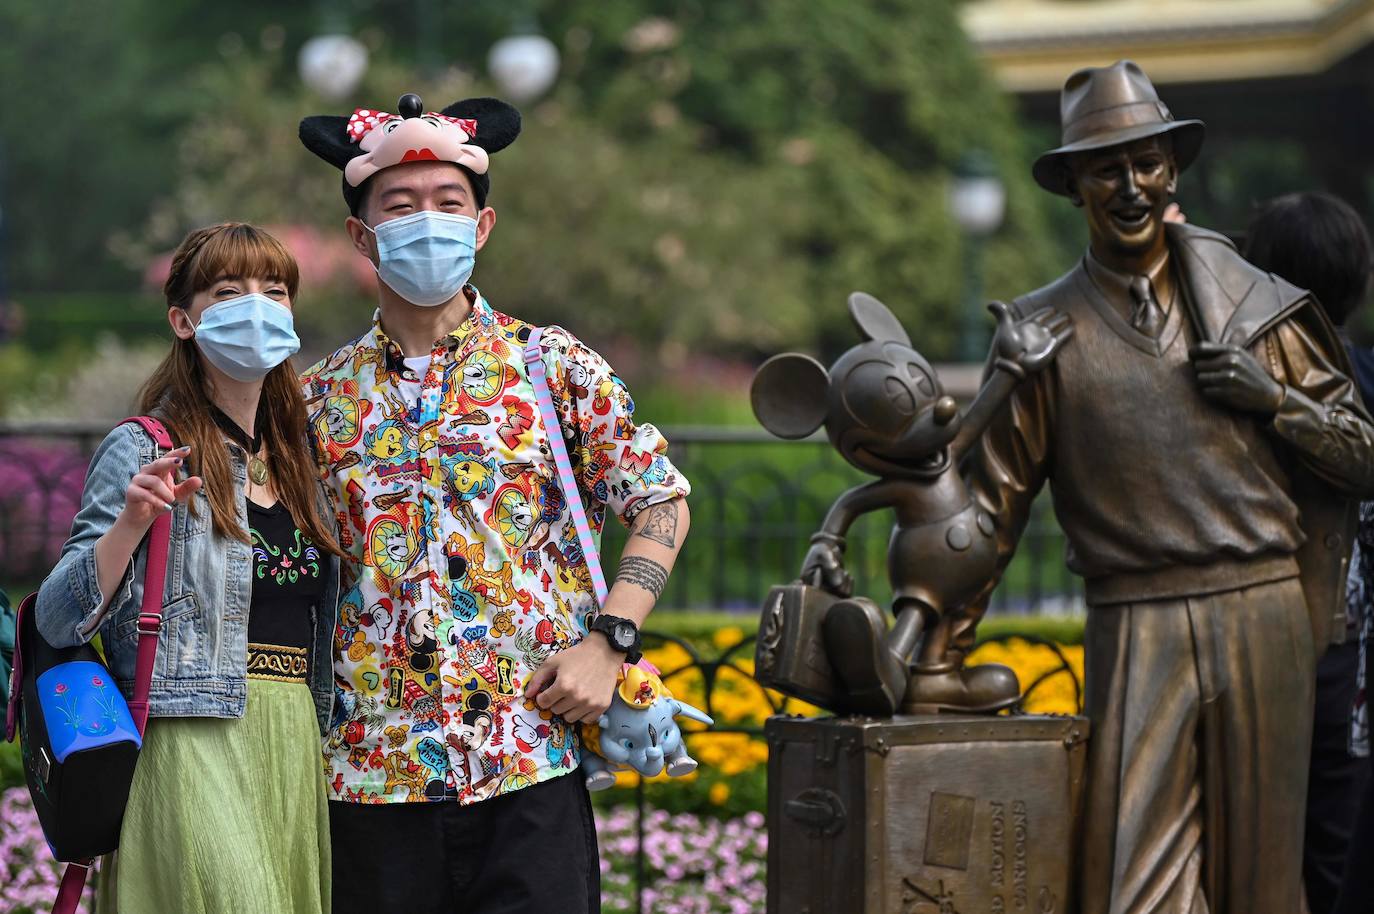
[346,108,479,143]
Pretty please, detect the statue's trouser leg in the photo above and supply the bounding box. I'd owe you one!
[1079,578,1313,914]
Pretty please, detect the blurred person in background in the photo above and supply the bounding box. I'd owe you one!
[36,223,343,914]
[1245,191,1374,914]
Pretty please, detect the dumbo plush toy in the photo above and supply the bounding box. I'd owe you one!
[581,662,713,791]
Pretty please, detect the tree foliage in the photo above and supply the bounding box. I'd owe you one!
[1,0,1063,361]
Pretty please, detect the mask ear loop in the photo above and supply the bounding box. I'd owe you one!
[356,219,382,277]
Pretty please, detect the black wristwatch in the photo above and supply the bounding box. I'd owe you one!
[589,614,643,665]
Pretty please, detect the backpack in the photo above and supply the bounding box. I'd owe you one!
[4,416,174,914]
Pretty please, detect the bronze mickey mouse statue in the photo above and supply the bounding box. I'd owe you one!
[751,292,1072,715]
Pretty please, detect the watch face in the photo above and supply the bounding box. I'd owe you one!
[613,622,635,649]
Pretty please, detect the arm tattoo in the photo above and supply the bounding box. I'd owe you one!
[616,555,669,599]
[633,501,680,548]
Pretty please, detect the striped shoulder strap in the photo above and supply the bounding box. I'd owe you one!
[522,328,608,607]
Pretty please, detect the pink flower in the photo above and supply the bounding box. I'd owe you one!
[91,676,104,687]
[53,683,67,695]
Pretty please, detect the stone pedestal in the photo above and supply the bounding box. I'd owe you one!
[766,714,1090,914]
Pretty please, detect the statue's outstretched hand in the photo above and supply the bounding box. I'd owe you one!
[801,536,853,598]
[990,302,1075,378]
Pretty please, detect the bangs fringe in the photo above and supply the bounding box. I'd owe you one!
[187,224,300,299]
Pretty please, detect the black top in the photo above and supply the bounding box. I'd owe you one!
[247,499,325,656]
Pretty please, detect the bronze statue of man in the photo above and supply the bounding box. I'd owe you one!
[963,61,1374,913]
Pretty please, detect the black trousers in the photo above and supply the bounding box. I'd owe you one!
[1335,637,1374,914]
[1305,640,1368,914]
[329,772,601,914]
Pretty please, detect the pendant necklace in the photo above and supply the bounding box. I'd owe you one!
[209,406,269,486]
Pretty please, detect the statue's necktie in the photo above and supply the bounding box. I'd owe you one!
[1129,275,1166,339]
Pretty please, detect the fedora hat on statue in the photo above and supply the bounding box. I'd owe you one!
[1032,60,1205,196]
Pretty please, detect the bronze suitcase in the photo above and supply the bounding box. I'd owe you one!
[767,713,1090,914]
[757,582,882,708]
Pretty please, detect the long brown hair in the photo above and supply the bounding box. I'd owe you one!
[138,223,343,556]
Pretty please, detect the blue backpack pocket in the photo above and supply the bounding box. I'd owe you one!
[36,661,141,763]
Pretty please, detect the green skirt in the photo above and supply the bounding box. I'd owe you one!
[96,679,331,914]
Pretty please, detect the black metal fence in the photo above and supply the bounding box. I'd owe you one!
[0,421,1083,616]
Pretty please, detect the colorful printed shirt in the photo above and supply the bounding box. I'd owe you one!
[300,289,690,804]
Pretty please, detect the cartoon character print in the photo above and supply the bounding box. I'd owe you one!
[301,301,689,805]
[484,468,566,562]
[363,496,427,590]
[450,625,501,687]
[545,717,576,769]
[486,481,536,556]
[511,715,547,754]
[443,348,518,414]
[447,691,495,754]
[311,380,369,474]
[439,445,496,528]
[406,603,440,674]
[338,592,397,664]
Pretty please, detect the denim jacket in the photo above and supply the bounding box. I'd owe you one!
[35,420,340,734]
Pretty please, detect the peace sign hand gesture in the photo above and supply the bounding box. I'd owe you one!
[121,445,203,531]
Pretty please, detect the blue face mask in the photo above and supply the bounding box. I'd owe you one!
[364,211,477,307]
[193,293,301,382]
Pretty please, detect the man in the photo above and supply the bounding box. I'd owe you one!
[298,93,691,913]
[963,62,1374,912]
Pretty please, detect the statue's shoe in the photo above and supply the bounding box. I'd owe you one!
[901,663,1021,715]
[822,599,907,716]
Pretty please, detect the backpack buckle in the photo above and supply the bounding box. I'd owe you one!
[136,613,162,636]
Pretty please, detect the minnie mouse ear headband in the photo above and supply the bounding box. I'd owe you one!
[299,93,522,215]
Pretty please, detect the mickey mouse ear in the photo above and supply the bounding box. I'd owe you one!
[440,97,522,153]
[848,291,911,346]
[751,354,830,439]
[298,115,361,170]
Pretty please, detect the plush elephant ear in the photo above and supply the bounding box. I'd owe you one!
[441,97,522,153]
[298,115,361,170]
[751,354,829,440]
[848,291,911,346]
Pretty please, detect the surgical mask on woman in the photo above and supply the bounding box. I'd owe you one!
[193,293,301,382]
[362,210,477,307]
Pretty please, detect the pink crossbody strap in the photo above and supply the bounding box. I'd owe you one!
[53,859,93,914]
[522,329,608,607]
[119,416,175,736]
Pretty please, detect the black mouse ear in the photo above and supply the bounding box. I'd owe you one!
[751,354,830,439]
[848,292,911,346]
[298,115,360,170]
[440,97,522,153]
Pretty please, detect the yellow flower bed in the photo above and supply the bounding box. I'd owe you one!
[606,632,1083,789]
[966,638,1084,716]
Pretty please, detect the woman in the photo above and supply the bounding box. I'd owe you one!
[36,223,342,914]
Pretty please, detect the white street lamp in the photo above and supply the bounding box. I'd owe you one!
[299,34,370,101]
[948,153,1007,238]
[488,33,561,103]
